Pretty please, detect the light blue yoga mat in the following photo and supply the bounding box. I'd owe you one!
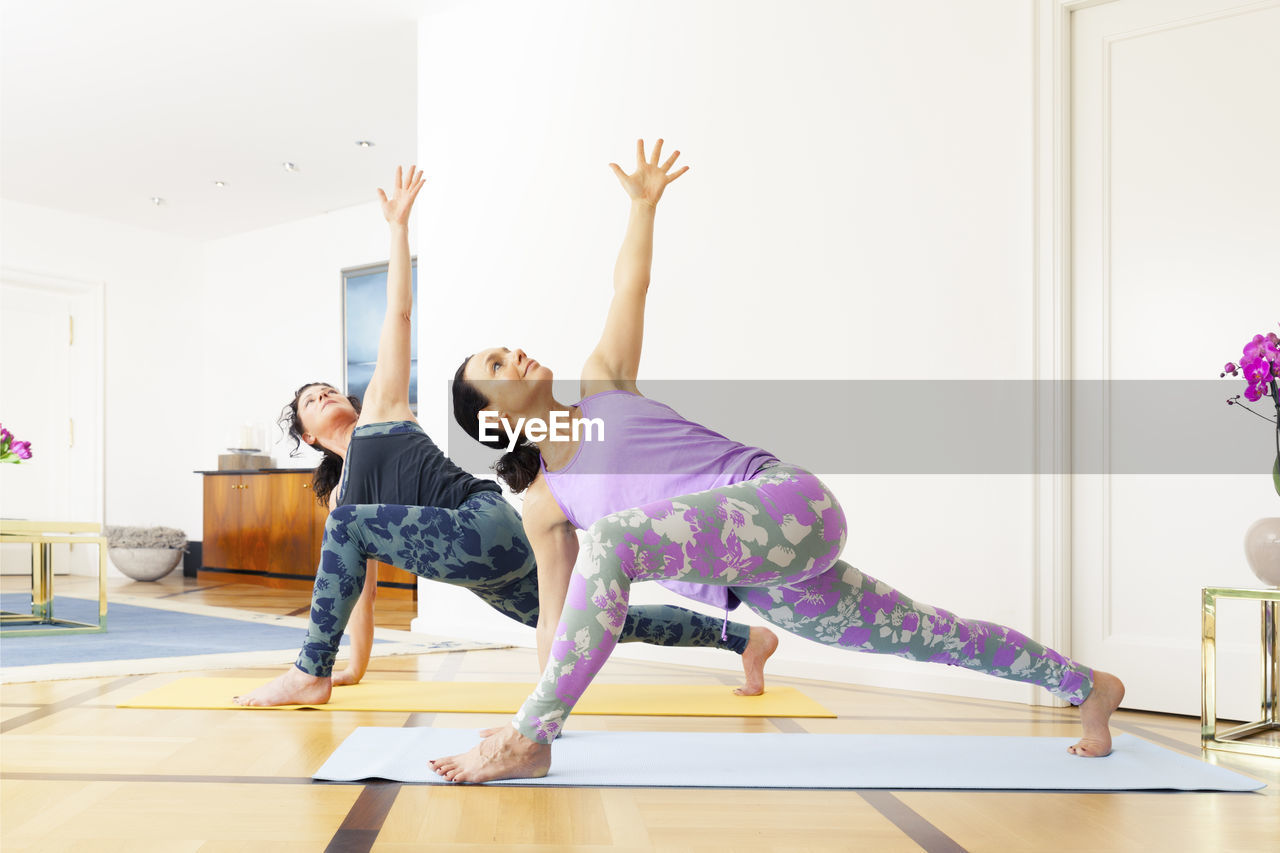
[313,728,1263,791]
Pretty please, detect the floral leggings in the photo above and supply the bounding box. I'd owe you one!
[295,490,750,677]
[514,463,1095,743]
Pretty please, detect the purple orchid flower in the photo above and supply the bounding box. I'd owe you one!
[1242,356,1272,385]
[1243,334,1268,361]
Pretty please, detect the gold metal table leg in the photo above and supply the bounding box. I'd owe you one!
[1201,588,1217,748]
[1,524,107,635]
[1202,586,1280,759]
[32,542,54,623]
[1264,600,1278,726]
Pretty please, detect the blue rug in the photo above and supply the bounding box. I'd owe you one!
[0,593,373,667]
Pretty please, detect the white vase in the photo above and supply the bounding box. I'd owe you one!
[1244,517,1280,587]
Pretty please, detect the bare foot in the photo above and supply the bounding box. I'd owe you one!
[1068,670,1125,757]
[232,666,332,707]
[430,724,551,783]
[734,626,779,696]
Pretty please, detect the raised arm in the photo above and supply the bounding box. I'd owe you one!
[581,139,688,396]
[360,165,427,422]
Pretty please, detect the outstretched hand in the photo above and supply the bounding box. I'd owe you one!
[609,138,688,207]
[378,165,426,225]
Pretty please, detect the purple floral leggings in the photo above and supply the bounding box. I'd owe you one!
[513,463,1094,743]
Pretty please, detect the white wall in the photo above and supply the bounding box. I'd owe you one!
[0,199,203,573]
[413,0,1046,703]
[0,198,401,562]
[198,200,402,489]
[0,0,1052,705]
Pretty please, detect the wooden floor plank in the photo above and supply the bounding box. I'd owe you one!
[896,790,1280,853]
[2,572,1276,851]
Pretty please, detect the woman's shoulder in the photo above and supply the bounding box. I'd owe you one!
[577,376,643,403]
[351,414,423,437]
[521,474,568,530]
[355,397,417,429]
[578,353,641,401]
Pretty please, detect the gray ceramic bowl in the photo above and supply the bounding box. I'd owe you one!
[108,547,183,582]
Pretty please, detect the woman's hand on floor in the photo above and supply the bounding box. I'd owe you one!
[331,669,361,687]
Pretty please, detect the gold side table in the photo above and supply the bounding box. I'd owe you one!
[1201,586,1278,758]
[0,520,107,635]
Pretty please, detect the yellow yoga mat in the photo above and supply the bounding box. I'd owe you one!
[118,678,835,718]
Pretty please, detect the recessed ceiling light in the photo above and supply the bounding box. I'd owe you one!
[355,140,375,149]
[150,197,165,206]
[213,180,228,188]
[282,162,299,173]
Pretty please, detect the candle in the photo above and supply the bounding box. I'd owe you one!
[239,425,254,450]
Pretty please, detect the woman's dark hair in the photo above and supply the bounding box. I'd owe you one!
[280,381,362,505]
[452,357,541,493]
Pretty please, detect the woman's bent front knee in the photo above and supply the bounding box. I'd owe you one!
[325,504,360,534]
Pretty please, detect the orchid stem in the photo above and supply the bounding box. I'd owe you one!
[1272,379,1280,465]
[1229,398,1280,426]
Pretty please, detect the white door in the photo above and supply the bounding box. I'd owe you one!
[0,284,72,572]
[1071,0,1280,719]
[0,278,102,576]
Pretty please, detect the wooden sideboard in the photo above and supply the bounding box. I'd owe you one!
[197,470,417,600]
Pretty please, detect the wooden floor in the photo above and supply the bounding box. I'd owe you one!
[2,572,1277,852]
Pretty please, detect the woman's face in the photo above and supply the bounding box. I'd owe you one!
[297,384,358,444]
[464,347,552,419]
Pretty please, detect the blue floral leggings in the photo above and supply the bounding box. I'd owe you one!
[294,490,750,676]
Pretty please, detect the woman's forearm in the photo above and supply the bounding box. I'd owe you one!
[613,200,656,293]
[536,619,555,672]
[341,571,378,681]
[535,589,566,672]
[386,222,412,319]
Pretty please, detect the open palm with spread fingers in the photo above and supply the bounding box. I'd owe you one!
[378,165,426,225]
[609,138,688,207]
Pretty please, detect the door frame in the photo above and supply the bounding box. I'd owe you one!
[1031,0,1120,700]
[0,266,106,538]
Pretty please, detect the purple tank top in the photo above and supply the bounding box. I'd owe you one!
[540,390,778,610]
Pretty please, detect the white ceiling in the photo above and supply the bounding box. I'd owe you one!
[0,0,424,240]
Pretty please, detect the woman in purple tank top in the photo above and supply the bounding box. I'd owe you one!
[437,140,1125,783]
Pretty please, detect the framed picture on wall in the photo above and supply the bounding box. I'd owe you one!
[341,258,418,412]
